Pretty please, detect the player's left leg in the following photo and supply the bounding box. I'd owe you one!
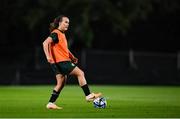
[70,66,102,101]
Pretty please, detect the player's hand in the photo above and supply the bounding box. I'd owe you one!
[72,57,78,64]
[47,57,54,63]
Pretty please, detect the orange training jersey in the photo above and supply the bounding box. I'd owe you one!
[49,29,71,63]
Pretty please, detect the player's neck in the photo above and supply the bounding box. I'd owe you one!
[57,28,65,33]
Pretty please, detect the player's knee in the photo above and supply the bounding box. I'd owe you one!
[79,70,85,77]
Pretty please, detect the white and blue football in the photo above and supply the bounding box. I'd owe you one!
[93,97,107,108]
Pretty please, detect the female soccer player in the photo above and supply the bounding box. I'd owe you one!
[43,15,101,109]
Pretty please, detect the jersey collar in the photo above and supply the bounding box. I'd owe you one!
[57,29,65,33]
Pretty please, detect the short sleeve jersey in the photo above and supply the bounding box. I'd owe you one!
[49,29,71,63]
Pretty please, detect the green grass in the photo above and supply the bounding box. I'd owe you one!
[0,85,180,118]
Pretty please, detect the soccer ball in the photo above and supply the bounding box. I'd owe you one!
[93,97,107,108]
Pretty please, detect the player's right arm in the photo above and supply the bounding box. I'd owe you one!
[43,37,54,63]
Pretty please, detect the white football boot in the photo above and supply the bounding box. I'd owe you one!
[86,92,102,102]
[46,102,63,110]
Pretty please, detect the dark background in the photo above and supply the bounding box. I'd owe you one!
[0,0,179,85]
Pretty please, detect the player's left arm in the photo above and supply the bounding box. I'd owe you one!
[69,50,78,64]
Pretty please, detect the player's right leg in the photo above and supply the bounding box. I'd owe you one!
[46,74,66,109]
[46,102,63,109]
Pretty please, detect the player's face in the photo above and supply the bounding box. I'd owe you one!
[59,17,69,32]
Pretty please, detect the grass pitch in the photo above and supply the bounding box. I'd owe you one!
[0,85,180,118]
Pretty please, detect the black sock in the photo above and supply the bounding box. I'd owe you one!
[81,84,91,96]
[49,90,60,103]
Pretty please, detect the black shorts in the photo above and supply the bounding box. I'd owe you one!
[50,61,76,75]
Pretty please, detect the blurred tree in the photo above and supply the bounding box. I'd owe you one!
[24,0,179,48]
[1,0,179,49]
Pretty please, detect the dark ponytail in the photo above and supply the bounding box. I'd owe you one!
[49,15,67,32]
